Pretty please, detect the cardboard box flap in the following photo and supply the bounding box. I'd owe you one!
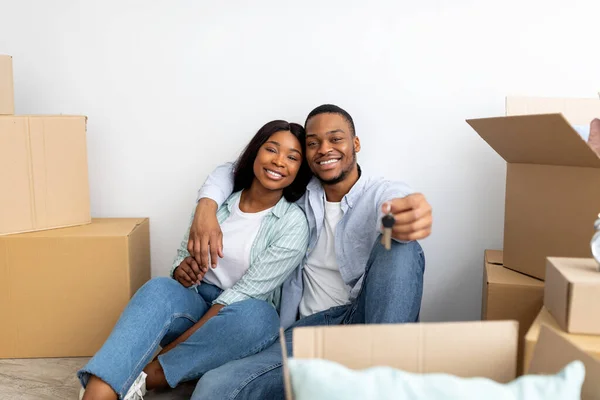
[293,321,518,383]
[506,96,600,126]
[467,114,600,168]
[9,218,146,238]
[485,250,504,265]
[487,263,545,287]
[529,326,600,400]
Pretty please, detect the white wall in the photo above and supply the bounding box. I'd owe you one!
[1,0,599,322]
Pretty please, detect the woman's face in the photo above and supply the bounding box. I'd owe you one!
[252,130,303,192]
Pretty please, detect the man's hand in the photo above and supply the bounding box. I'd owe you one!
[383,193,432,241]
[173,256,206,287]
[588,118,600,156]
[188,198,224,270]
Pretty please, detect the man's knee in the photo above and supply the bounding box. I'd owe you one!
[361,239,424,323]
[369,238,425,275]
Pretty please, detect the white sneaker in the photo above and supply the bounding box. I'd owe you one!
[78,372,147,400]
[123,371,147,400]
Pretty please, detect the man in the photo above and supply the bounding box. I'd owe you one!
[184,104,433,399]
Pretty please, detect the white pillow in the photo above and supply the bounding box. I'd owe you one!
[288,358,584,400]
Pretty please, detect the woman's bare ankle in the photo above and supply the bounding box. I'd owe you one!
[82,375,118,400]
[144,360,169,391]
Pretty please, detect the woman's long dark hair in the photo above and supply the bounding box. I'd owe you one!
[233,120,312,202]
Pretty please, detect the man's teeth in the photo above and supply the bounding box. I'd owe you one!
[266,169,283,178]
[320,159,339,165]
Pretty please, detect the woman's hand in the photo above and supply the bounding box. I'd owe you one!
[173,256,206,286]
[187,198,224,271]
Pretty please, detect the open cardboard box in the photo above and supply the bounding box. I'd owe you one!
[282,321,518,399]
[282,321,600,400]
[467,96,600,280]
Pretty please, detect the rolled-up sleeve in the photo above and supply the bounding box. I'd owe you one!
[197,162,235,207]
[214,207,309,306]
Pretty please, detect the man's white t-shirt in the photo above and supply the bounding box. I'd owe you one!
[203,196,272,289]
[299,200,351,318]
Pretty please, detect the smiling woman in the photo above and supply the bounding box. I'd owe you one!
[234,120,312,205]
[77,119,312,400]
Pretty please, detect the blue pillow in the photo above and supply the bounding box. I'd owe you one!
[288,358,584,400]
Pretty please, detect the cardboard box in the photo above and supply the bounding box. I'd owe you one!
[0,55,14,114]
[481,250,544,374]
[289,321,518,383]
[0,218,151,358]
[0,115,91,236]
[529,325,600,400]
[467,96,600,280]
[545,257,600,335]
[523,306,600,374]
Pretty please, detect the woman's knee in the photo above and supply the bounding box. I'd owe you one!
[221,299,280,336]
[133,277,186,308]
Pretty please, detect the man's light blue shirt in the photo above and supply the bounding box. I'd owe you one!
[198,163,414,328]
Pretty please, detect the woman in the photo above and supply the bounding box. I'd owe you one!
[78,120,311,400]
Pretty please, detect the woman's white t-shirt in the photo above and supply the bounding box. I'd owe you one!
[203,196,273,289]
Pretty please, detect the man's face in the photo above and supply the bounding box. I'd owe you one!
[305,113,361,185]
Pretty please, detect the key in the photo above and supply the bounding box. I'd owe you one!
[381,213,395,250]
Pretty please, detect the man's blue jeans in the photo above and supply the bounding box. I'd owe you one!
[77,277,280,399]
[191,238,425,399]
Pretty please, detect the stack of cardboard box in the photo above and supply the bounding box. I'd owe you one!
[470,96,600,373]
[0,55,151,358]
[523,257,600,372]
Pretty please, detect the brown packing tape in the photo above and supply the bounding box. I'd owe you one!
[529,325,600,400]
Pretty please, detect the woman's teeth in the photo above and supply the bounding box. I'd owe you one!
[266,169,283,178]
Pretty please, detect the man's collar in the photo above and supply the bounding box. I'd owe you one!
[307,164,365,209]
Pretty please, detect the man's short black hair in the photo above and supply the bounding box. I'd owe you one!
[305,104,356,136]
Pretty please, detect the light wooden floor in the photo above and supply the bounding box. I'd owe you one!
[0,358,196,400]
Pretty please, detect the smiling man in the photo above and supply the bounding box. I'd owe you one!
[185,104,432,399]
